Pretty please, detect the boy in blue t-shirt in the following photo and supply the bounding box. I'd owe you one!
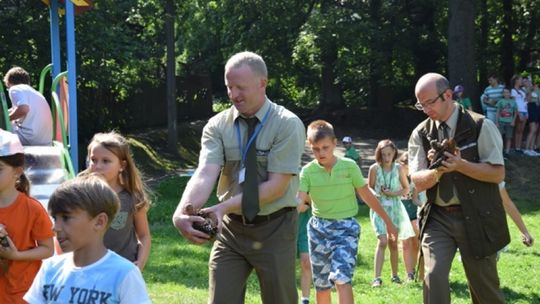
[495,88,518,156]
[297,120,397,304]
[24,175,151,304]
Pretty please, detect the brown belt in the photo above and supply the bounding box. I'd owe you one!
[434,204,462,213]
[228,207,295,226]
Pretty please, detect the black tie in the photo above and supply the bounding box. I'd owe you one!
[241,117,260,221]
[438,122,453,202]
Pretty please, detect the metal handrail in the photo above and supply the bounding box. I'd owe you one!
[51,91,68,148]
[0,80,12,131]
[38,64,53,95]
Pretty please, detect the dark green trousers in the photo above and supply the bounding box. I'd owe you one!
[422,206,505,304]
[208,210,298,304]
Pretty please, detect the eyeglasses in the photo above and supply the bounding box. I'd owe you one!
[414,90,448,111]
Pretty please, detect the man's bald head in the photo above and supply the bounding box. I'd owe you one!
[415,73,450,96]
[414,73,454,121]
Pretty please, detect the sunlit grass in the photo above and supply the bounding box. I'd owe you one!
[144,176,540,304]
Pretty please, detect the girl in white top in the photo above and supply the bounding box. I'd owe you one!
[511,75,528,153]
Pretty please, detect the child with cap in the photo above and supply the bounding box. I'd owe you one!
[342,136,361,166]
[24,175,151,303]
[0,130,55,303]
[453,85,472,110]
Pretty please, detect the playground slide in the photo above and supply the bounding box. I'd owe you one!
[24,145,70,208]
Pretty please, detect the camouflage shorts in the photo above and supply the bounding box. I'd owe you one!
[308,216,360,290]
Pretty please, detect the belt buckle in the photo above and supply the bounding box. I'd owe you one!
[241,216,255,226]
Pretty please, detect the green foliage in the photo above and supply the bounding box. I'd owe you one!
[148,176,219,224]
[211,101,229,113]
[1,0,539,134]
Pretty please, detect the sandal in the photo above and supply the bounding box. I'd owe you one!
[371,277,382,287]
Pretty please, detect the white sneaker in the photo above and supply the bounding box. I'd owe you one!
[524,150,539,156]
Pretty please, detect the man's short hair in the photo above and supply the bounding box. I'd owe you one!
[225,51,267,79]
[3,67,30,86]
[435,76,450,94]
[307,120,335,143]
[48,174,119,226]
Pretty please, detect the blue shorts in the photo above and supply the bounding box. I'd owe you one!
[308,216,360,290]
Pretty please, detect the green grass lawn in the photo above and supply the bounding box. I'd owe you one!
[144,176,540,304]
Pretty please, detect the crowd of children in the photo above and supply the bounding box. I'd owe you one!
[476,74,540,157]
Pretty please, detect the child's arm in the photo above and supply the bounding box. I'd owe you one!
[496,106,501,127]
[382,165,409,197]
[134,207,152,272]
[356,185,397,241]
[367,164,377,192]
[0,235,54,261]
[296,191,311,213]
[500,188,534,247]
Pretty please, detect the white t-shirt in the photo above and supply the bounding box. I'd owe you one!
[8,84,52,145]
[511,88,527,113]
[23,250,151,304]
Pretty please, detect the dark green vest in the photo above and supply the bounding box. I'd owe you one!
[417,106,510,258]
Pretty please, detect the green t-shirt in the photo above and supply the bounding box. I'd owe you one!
[344,147,360,162]
[496,98,517,124]
[458,97,472,109]
[299,157,366,219]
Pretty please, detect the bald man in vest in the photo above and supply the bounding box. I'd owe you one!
[408,73,510,303]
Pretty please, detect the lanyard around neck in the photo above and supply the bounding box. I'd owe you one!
[235,109,270,165]
[381,164,394,189]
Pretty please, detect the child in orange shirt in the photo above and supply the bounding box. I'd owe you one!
[0,130,54,303]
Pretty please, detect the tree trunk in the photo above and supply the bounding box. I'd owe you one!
[448,0,477,105]
[501,0,514,85]
[477,0,488,112]
[405,1,441,79]
[368,0,382,109]
[165,0,177,153]
[319,38,343,111]
[318,0,344,112]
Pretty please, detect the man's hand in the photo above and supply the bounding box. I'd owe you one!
[438,149,463,173]
[427,148,436,162]
[200,204,229,234]
[172,213,211,245]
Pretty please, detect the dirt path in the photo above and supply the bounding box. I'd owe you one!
[303,137,408,175]
[169,137,410,180]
